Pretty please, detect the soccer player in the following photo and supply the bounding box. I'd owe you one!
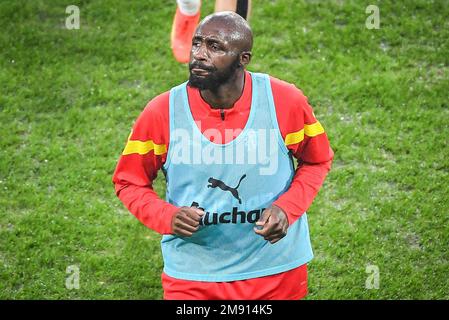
[113,12,333,299]
[172,0,251,63]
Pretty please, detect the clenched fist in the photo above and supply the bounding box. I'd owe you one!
[171,206,204,237]
[254,205,289,244]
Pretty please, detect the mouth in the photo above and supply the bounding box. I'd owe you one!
[191,68,211,76]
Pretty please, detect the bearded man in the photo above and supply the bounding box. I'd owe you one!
[113,11,333,300]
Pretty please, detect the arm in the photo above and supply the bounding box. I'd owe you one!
[273,149,333,226]
[255,115,333,242]
[273,85,334,225]
[112,93,179,235]
[255,80,334,243]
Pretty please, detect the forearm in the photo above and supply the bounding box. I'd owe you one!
[115,182,178,235]
[273,158,332,225]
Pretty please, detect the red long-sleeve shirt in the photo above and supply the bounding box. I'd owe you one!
[113,71,333,235]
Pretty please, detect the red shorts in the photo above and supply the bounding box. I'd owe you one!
[162,264,308,300]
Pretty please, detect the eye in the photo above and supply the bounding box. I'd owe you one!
[210,43,220,51]
[192,39,202,47]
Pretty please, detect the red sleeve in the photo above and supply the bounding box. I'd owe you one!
[112,92,178,235]
[269,77,334,225]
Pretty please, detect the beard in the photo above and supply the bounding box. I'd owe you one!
[188,57,241,91]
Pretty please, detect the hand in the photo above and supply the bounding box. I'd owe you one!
[171,206,204,237]
[253,205,289,244]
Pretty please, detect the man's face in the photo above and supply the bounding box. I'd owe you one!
[188,22,241,90]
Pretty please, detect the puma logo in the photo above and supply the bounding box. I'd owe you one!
[207,174,247,204]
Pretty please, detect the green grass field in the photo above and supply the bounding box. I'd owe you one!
[0,0,448,299]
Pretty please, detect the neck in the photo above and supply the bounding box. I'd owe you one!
[200,69,245,109]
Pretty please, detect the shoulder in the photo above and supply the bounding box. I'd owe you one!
[265,74,321,143]
[130,91,170,141]
[269,75,310,111]
[268,75,318,123]
[138,91,170,123]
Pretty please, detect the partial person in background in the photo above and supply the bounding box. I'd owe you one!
[171,0,252,63]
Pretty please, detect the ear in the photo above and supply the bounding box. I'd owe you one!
[240,51,252,66]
